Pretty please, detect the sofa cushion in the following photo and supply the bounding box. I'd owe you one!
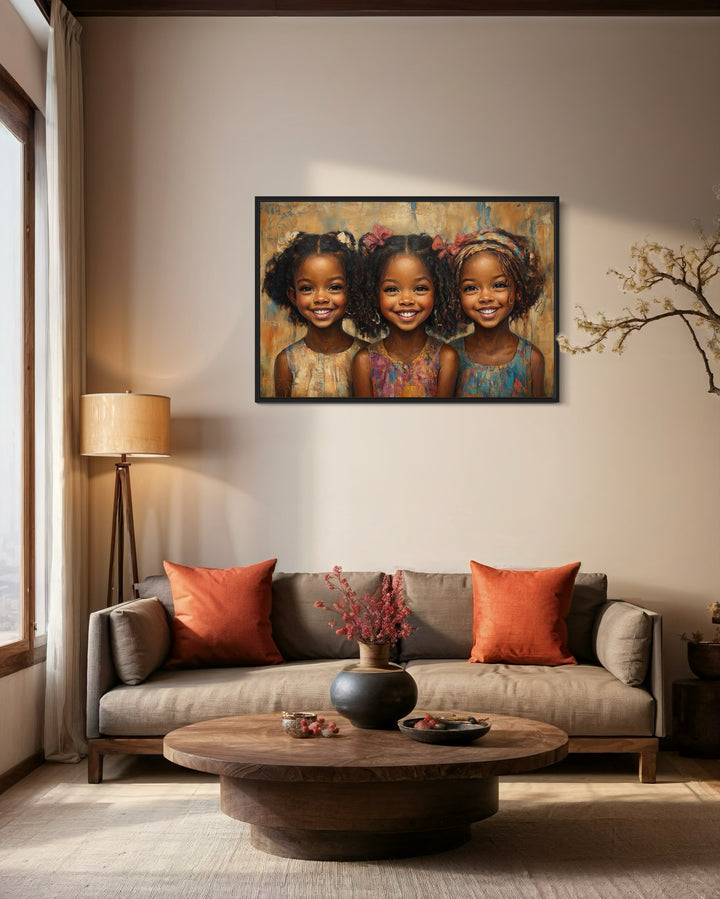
[135,574,174,617]
[406,659,656,736]
[108,597,171,685]
[566,573,608,663]
[397,571,474,662]
[163,558,283,668]
[470,561,580,666]
[97,659,351,735]
[271,571,386,661]
[593,601,652,686]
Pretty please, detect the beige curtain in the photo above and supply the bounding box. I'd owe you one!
[43,0,88,763]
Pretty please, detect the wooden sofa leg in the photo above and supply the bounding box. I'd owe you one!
[88,740,104,784]
[87,736,165,783]
[639,746,657,784]
[568,736,658,784]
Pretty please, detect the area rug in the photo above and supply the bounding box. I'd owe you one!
[1,754,718,898]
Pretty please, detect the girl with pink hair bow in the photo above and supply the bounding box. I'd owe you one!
[352,229,458,398]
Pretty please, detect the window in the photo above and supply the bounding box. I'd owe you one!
[0,64,40,678]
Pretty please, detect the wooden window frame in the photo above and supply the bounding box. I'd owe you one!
[0,65,42,679]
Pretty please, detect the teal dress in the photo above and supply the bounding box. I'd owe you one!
[451,335,533,398]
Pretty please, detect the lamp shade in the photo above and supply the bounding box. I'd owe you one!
[80,392,171,457]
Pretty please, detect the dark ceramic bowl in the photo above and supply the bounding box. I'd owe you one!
[399,717,491,745]
[687,642,720,680]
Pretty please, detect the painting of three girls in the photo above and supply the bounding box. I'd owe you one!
[256,199,558,401]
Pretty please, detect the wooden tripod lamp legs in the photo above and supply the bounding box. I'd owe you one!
[106,459,140,606]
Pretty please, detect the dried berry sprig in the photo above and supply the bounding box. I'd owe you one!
[299,716,340,737]
[314,566,415,646]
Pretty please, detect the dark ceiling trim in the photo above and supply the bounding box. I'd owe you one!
[44,1,720,17]
[34,0,50,20]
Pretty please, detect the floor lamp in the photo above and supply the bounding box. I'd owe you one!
[81,392,171,606]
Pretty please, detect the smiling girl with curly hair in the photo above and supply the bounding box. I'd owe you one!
[352,229,458,398]
[447,228,546,398]
[262,230,365,398]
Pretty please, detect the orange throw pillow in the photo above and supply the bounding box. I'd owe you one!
[470,561,580,666]
[163,558,283,668]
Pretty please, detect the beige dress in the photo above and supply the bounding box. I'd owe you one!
[283,338,365,397]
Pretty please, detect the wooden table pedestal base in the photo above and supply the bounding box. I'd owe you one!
[250,822,473,861]
[221,774,499,861]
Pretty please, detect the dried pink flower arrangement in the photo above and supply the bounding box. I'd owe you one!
[314,565,415,646]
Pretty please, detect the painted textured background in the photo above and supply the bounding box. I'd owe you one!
[257,199,557,399]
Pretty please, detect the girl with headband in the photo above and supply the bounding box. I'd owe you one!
[446,228,546,398]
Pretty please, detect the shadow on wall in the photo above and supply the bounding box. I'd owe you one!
[170,415,240,463]
[156,412,319,568]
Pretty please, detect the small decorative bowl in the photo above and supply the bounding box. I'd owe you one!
[399,716,491,745]
[281,711,317,738]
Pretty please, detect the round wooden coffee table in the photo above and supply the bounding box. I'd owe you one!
[164,711,567,861]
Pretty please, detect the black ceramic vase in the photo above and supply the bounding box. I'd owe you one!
[330,642,418,729]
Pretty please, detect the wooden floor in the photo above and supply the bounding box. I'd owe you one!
[648,750,720,792]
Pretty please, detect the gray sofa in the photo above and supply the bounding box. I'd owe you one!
[86,569,664,784]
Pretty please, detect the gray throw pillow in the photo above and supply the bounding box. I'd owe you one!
[593,601,652,686]
[271,571,386,661]
[397,571,474,661]
[135,573,174,617]
[109,597,171,685]
[566,572,608,663]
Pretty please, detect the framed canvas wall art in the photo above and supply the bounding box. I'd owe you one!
[256,197,559,403]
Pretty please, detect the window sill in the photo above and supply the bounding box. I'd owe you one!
[0,643,47,678]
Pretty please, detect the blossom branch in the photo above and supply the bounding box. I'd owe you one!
[680,313,720,395]
[558,204,720,396]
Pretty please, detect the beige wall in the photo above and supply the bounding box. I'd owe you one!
[82,16,720,720]
[0,665,45,775]
[0,0,44,109]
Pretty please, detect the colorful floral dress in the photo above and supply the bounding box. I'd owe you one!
[451,334,533,398]
[283,338,365,397]
[367,336,444,398]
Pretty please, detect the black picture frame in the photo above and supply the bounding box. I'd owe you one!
[256,196,559,403]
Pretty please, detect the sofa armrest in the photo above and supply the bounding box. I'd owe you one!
[87,607,119,739]
[594,600,664,737]
[645,606,665,737]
